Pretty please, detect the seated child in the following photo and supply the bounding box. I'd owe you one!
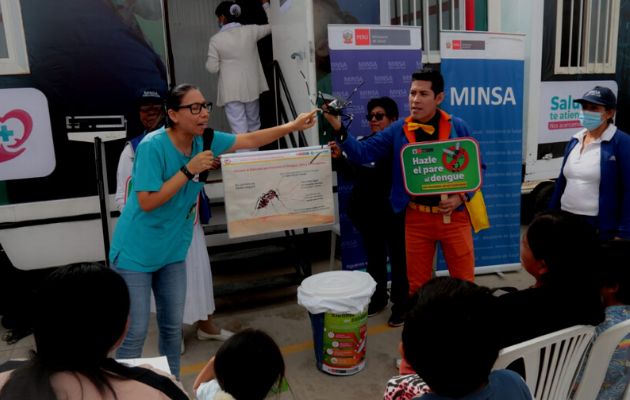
[394,277,532,399]
[193,329,285,400]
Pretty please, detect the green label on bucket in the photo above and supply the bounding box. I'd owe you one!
[321,310,368,375]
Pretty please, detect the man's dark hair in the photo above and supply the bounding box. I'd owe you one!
[402,277,500,397]
[411,68,444,95]
[367,96,399,120]
[599,240,630,304]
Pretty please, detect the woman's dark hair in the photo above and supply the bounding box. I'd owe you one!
[215,1,241,23]
[0,264,130,400]
[165,83,199,126]
[526,211,598,287]
[605,106,615,124]
[367,96,399,120]
[214,329,285,400]
[402,277,499,398]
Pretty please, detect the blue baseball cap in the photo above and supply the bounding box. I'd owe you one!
[137,88,164,104]
[574,86,617,108]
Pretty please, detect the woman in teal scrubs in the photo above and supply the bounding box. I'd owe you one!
[109,83,316,377]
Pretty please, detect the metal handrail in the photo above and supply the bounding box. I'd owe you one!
[272,60,308,148]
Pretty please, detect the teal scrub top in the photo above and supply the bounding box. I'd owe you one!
[110,127,235,271]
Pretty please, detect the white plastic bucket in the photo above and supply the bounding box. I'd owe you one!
[298,271,376,375]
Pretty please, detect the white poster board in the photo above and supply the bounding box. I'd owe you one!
[221,146,334,238]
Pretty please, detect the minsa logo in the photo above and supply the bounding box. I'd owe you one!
[452,40,462,50]
[387,61,406,70]
[374,75,393,85]
[357,61,378,70]
[586,90,601,98]
[342,30,353,44]
[331,61,348,71]
[359,89,379,99]
[0,109,33,163]
[143,90,160,97]
[355,28,370,45]
[389,88,407,97]
[343,76,363,85]
[450,87,517,106]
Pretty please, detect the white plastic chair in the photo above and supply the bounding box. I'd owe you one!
[572,319,630,400]
[493,325,595,400]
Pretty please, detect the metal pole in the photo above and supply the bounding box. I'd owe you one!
[93,137,111,266]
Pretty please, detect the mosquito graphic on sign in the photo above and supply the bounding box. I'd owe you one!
[401,137,482,196]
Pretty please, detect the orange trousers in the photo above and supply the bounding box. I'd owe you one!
[405,206,475,296]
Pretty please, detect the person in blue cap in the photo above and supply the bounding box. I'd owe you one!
[549,85,630,240]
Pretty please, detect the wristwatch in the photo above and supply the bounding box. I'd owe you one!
[180,165,194,180]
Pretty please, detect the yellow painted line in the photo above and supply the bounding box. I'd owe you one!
[180,322,399,376]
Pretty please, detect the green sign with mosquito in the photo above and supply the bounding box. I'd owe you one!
[401,137,482,196]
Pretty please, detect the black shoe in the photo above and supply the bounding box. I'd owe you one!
[368,300,388,317]
[388,311,405,327]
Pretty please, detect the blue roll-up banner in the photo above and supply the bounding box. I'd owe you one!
[439,32,524,273]
[328,25,422,271]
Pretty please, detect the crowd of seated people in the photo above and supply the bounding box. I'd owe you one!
[1,215,629,399]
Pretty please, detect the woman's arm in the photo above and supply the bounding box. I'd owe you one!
[137,150,215,211]
[205,40,220,74]
[254,0,272,40]
[227,110,318,152]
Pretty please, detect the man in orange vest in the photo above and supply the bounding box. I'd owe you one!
[325,69,477,325]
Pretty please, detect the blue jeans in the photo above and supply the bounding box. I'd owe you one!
[113,262,186,378]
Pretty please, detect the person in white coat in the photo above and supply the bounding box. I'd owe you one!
[205,0,271,146]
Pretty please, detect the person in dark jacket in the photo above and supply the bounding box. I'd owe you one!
[497,211,605,348]
[329,97,408,326]
[549,85,630,240]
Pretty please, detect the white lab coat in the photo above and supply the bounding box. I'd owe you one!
[205,12,271,106]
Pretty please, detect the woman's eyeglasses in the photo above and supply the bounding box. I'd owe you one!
[366,112,386,121]
[176,102,213,114]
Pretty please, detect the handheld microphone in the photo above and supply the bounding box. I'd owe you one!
[198,128,215,182]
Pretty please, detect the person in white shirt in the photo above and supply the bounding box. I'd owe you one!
[550,85,630,240]
[205,0,271,146]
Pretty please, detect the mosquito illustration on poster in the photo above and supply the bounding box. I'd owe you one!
[251,177,300,216]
